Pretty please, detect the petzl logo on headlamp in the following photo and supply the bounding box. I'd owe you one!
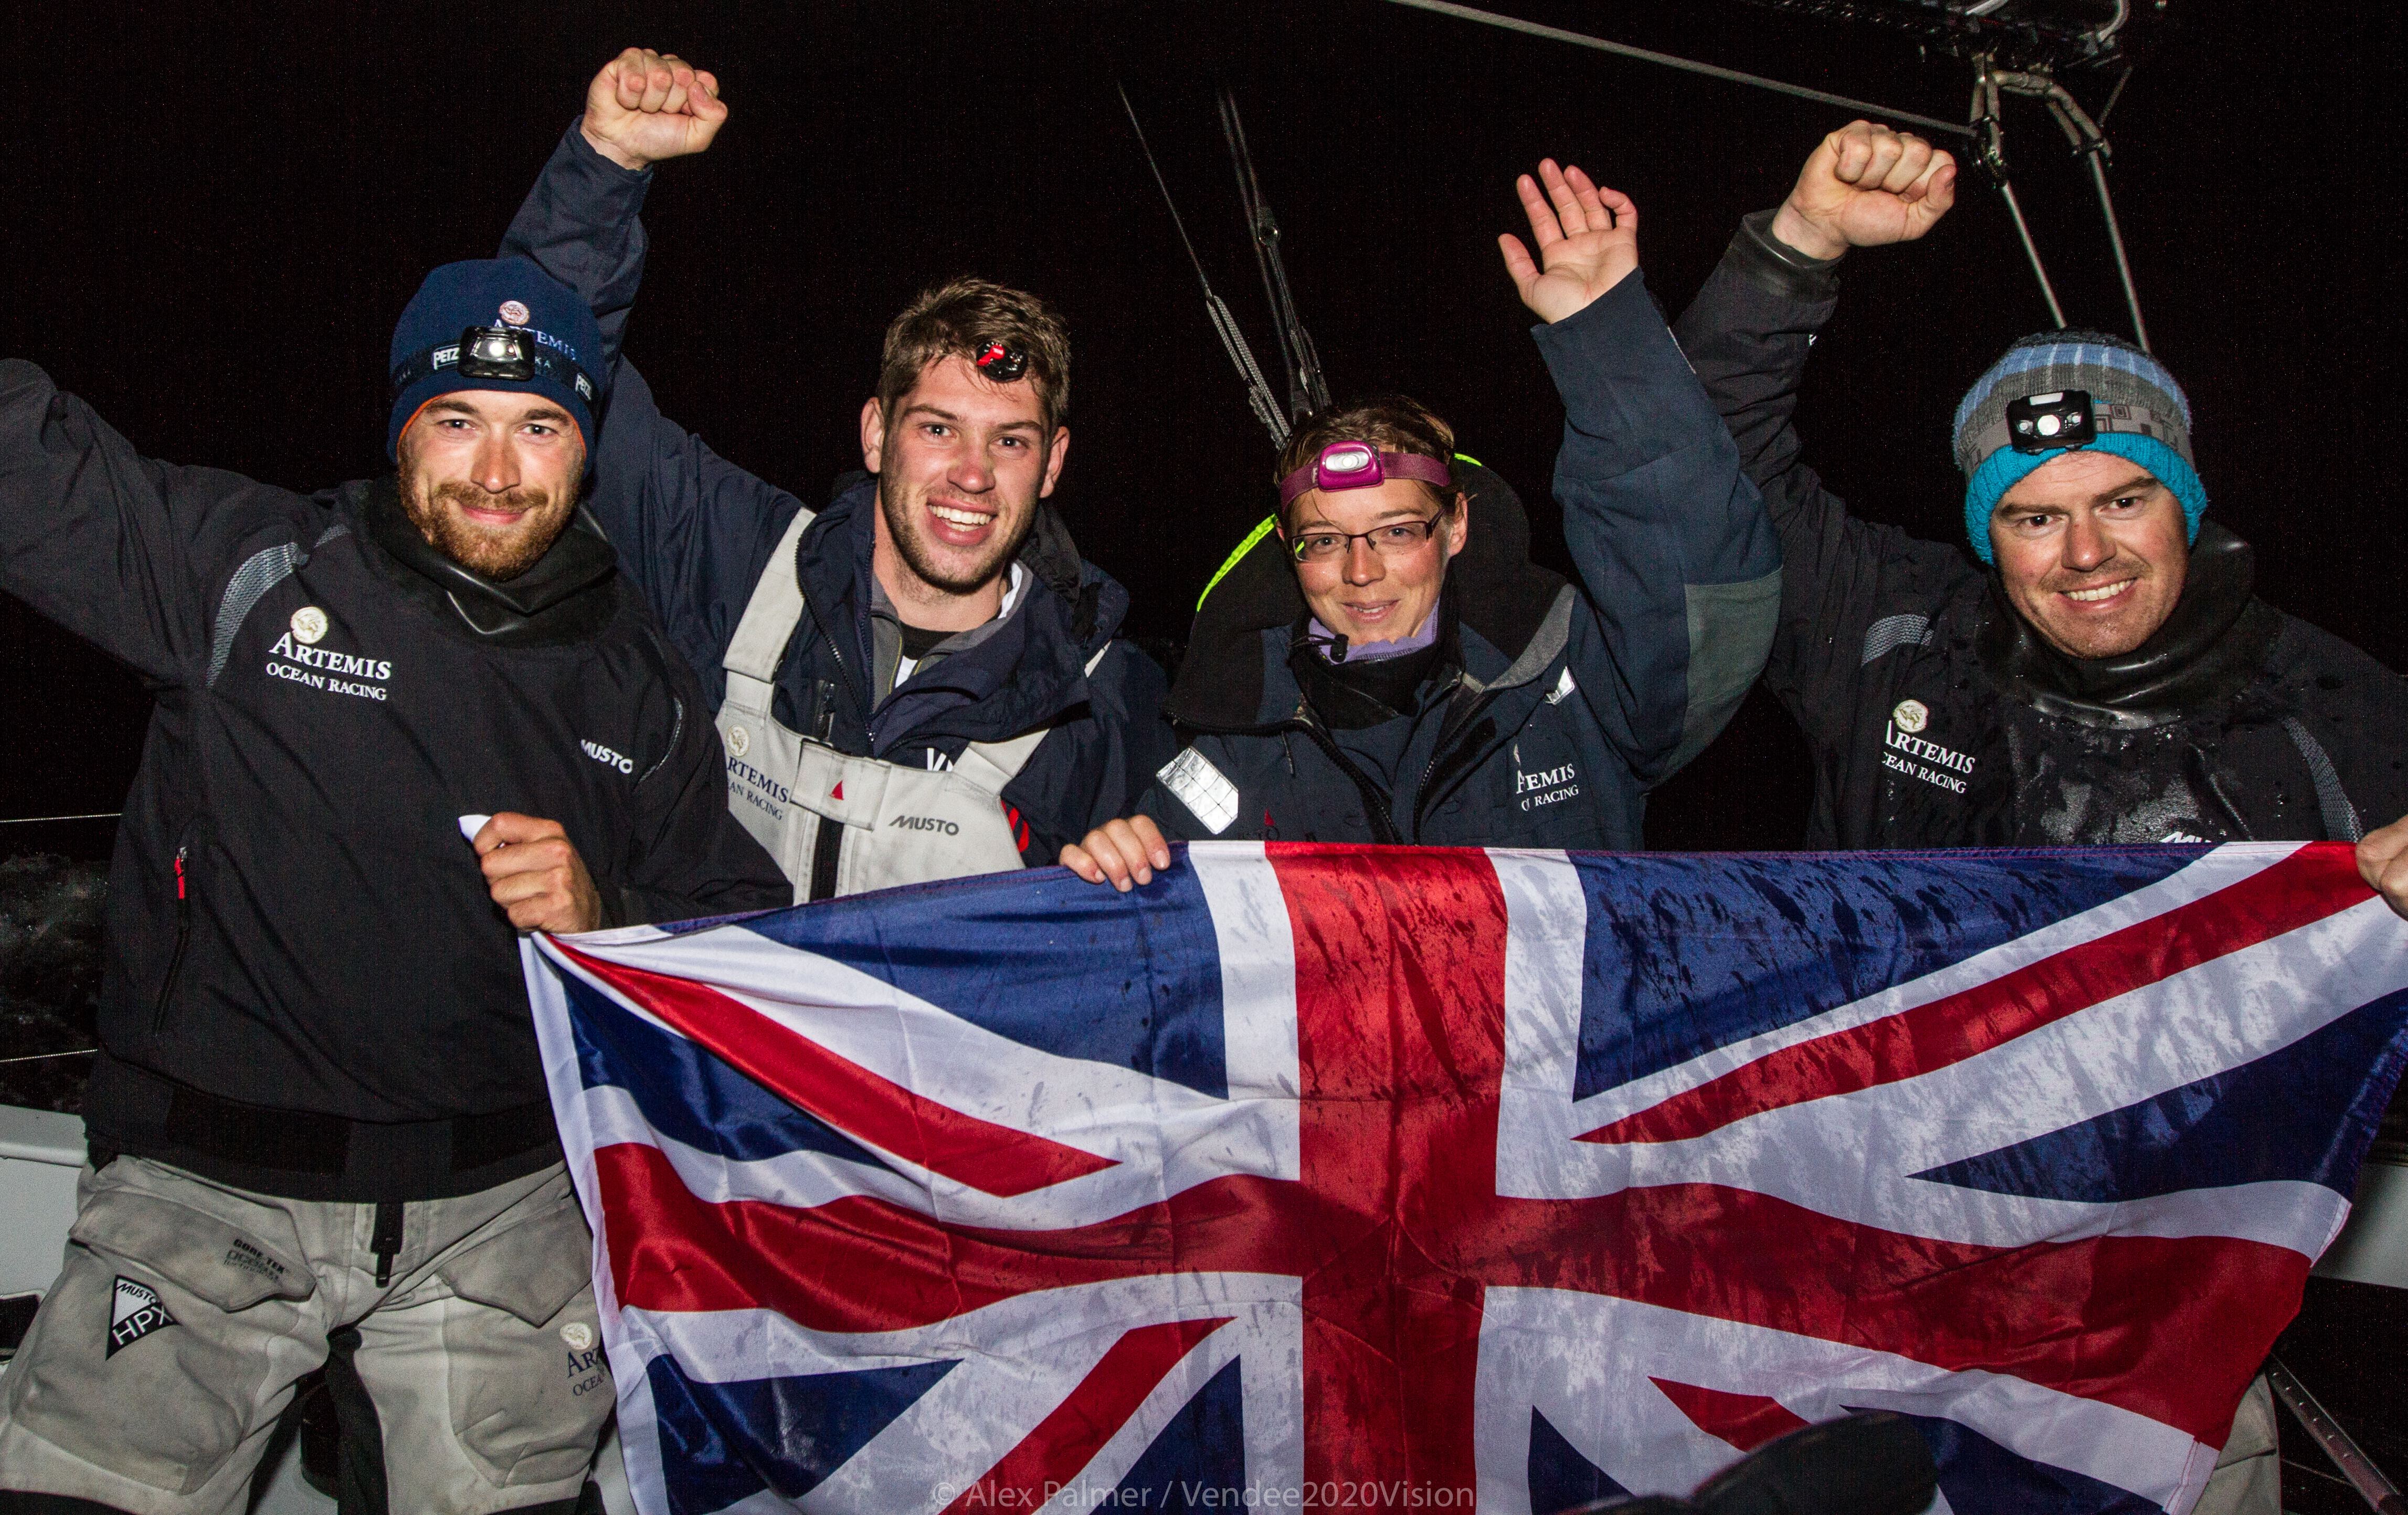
[2006,391,2097,453]
[972,340,1028,383]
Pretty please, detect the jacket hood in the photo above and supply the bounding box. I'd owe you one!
[1166,458,1568,730]
[1978,520,2281,729]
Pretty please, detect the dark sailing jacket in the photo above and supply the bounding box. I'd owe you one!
[499,125,1175,869]
[1672,213,2408,848]
[0,361,787,1201]
[1132,273,1783,849]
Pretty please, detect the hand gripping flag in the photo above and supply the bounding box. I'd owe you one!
[523,841,2408,1515]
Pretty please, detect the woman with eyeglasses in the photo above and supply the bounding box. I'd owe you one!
[1063,160,1782,887]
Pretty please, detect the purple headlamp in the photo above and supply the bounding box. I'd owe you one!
[1277,441,1453,509]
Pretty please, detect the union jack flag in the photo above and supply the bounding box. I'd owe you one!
[523,841,2408,1515]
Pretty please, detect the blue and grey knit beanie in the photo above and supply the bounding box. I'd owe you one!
[386,257,605,462]
[1951,330,2205,564]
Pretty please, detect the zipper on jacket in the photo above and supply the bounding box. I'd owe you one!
[151,845,192,1035]
[1411,675,1507,837]
[1285,714,1405,846]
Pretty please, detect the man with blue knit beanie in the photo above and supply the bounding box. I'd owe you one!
[1670,120,2408,1515]
[1952,330,2209,564]
[0,234,784,1508]
[387,256,604,463]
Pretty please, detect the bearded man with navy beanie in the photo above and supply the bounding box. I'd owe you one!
[0,244,785,1510]
[1670,119,2408,1515]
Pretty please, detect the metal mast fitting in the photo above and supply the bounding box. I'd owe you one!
[1991,65,2151,350]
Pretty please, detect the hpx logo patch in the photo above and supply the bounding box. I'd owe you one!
[107,1277,176,1357]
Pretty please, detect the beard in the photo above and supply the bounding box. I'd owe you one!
[878,461,1034,597]
[398,469,576,581]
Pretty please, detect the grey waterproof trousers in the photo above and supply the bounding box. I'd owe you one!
[0,1156,609,1513]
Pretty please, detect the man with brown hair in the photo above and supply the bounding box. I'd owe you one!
[499,50,1171,899]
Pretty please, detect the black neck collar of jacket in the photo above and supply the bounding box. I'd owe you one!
[1166,458,1566,731]
[361,476,619,645]
[1977,521,2280,729]
[1287,594,1460,731]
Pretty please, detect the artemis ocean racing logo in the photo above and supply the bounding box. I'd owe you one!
[266,607,393,702]
[1883,699,1976,795]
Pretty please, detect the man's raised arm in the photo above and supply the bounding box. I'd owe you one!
[505,49,724,369]
[0,362,214,687]
[497,49,806,703]
[1668,121,1960,740]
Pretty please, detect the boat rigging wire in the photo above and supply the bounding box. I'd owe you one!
[1993,64,2150,350]
[1373,0,1973,139]
[1219,88,1332,428]
[1971,58,2069,329]
[0,1048,97,1067]
[1116,81,1293,447]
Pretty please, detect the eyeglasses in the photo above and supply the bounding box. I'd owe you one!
[1289,516,1445,565]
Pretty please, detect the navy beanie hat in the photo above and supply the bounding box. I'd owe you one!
[1951,330,2206,564]
[386,257,605,461]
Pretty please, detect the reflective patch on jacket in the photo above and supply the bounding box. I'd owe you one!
[1158,748,1240,836]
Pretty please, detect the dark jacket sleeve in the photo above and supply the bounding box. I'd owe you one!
[610,637,790,924]
[998,640,1177,861]
[499,122,801,706]
[1530,272,1783,782]
[0,360,224,686]
[1669,212,1971,744]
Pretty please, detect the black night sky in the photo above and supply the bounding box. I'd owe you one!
[2,1,2400,855]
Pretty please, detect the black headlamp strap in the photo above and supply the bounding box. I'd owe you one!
[388,329,598,408]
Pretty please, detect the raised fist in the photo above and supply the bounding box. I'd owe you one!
[1769,120,1956,262]
[580,47,727,172]
[1499,159,1641,325]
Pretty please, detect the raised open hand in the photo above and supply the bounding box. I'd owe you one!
[1499,160,1640,325]
[580,47,727,172]
[1769,120,1956,261]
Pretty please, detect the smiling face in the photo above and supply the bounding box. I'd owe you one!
[861,354,1068,628]
[395,390,586,579]
[1286,478,1469,646]
[1989,448,2191,659]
